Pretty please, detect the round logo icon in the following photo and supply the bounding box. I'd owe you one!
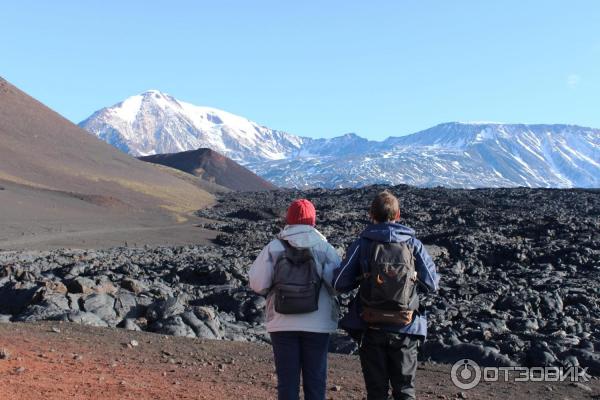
[451,359,482,390]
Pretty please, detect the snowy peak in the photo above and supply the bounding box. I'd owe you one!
[290,132,374,158]
[80,91,305,160]
[107,90,179,124]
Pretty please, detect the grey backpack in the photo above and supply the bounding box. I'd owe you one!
[359,240,419,325]
[272,239,322,314]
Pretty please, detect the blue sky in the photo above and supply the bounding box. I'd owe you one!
[1,0,599,140]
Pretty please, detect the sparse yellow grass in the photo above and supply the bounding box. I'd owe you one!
[0,171,54,190]
[1,162,214,220]
[93,175,213,211]
[159,205,191,223]
[42,162,212,205]
[102,175,213,213]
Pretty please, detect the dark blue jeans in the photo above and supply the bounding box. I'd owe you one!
[359,330,420,400]
[270,331,330,400]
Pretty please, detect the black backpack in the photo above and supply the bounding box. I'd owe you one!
[272,240,322,314]
[359,240,419,325]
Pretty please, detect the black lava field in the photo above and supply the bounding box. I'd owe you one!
[1,186,599,374]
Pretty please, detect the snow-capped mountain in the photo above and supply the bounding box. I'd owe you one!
[79,90,304,162]
[249,123,599,188]
[80,92,600,189]
[379,123,600,188]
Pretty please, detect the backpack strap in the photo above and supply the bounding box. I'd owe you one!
[268,239,296,294]
[278,238,291,250]
[359,237,374,279]
[278,238,325,282]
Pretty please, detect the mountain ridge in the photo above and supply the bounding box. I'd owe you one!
[80,91,600,189]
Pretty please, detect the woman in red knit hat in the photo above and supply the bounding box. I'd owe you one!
[249,199,341,400]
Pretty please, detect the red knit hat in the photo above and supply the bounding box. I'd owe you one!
[286,199,316,226]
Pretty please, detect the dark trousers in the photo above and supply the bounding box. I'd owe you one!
[270,331,330,400]
[359,330,420,400]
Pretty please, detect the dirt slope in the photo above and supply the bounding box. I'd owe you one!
[140,148,277,192]
[0,77,215,248]
[0,322,597,400]
[0,77,214,213]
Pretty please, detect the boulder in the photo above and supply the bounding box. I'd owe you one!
[146,297,186,322]
[421,341,516,367]
[0,282,39,315]
[67,277,96,294]
[114,290,144,319]
[118,318,142,331]
[121,278,147,294]
[149,315,195,338]
[62,311,109,327]
[180,310,218,339]
[82,293,116,324]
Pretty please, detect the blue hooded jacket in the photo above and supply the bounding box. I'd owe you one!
[332,222,440,338]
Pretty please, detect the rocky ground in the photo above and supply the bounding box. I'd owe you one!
[1,185,599,377]
[1,322,598,400]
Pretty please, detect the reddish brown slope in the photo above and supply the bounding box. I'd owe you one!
[0,77,213,213]
[140,148,277,192]
[0,77,214,248]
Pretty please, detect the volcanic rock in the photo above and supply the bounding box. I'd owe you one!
[0,185,599,375]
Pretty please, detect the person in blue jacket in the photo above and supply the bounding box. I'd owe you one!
[332,190,440,400]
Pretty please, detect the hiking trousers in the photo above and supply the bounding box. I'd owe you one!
[270,331,330,400]
[359,330,420,400]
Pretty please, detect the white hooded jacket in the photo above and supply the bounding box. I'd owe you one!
[249,224,341,333]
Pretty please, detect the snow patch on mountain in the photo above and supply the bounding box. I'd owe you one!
[80,93,600,189]
[249,123,600,188]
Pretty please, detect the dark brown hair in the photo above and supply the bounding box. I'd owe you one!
[369,190,400,223]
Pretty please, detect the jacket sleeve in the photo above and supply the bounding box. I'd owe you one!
[332,238,362,293]
[248,241,276,296]
[412,238,440,292]
[321,243,342,282]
